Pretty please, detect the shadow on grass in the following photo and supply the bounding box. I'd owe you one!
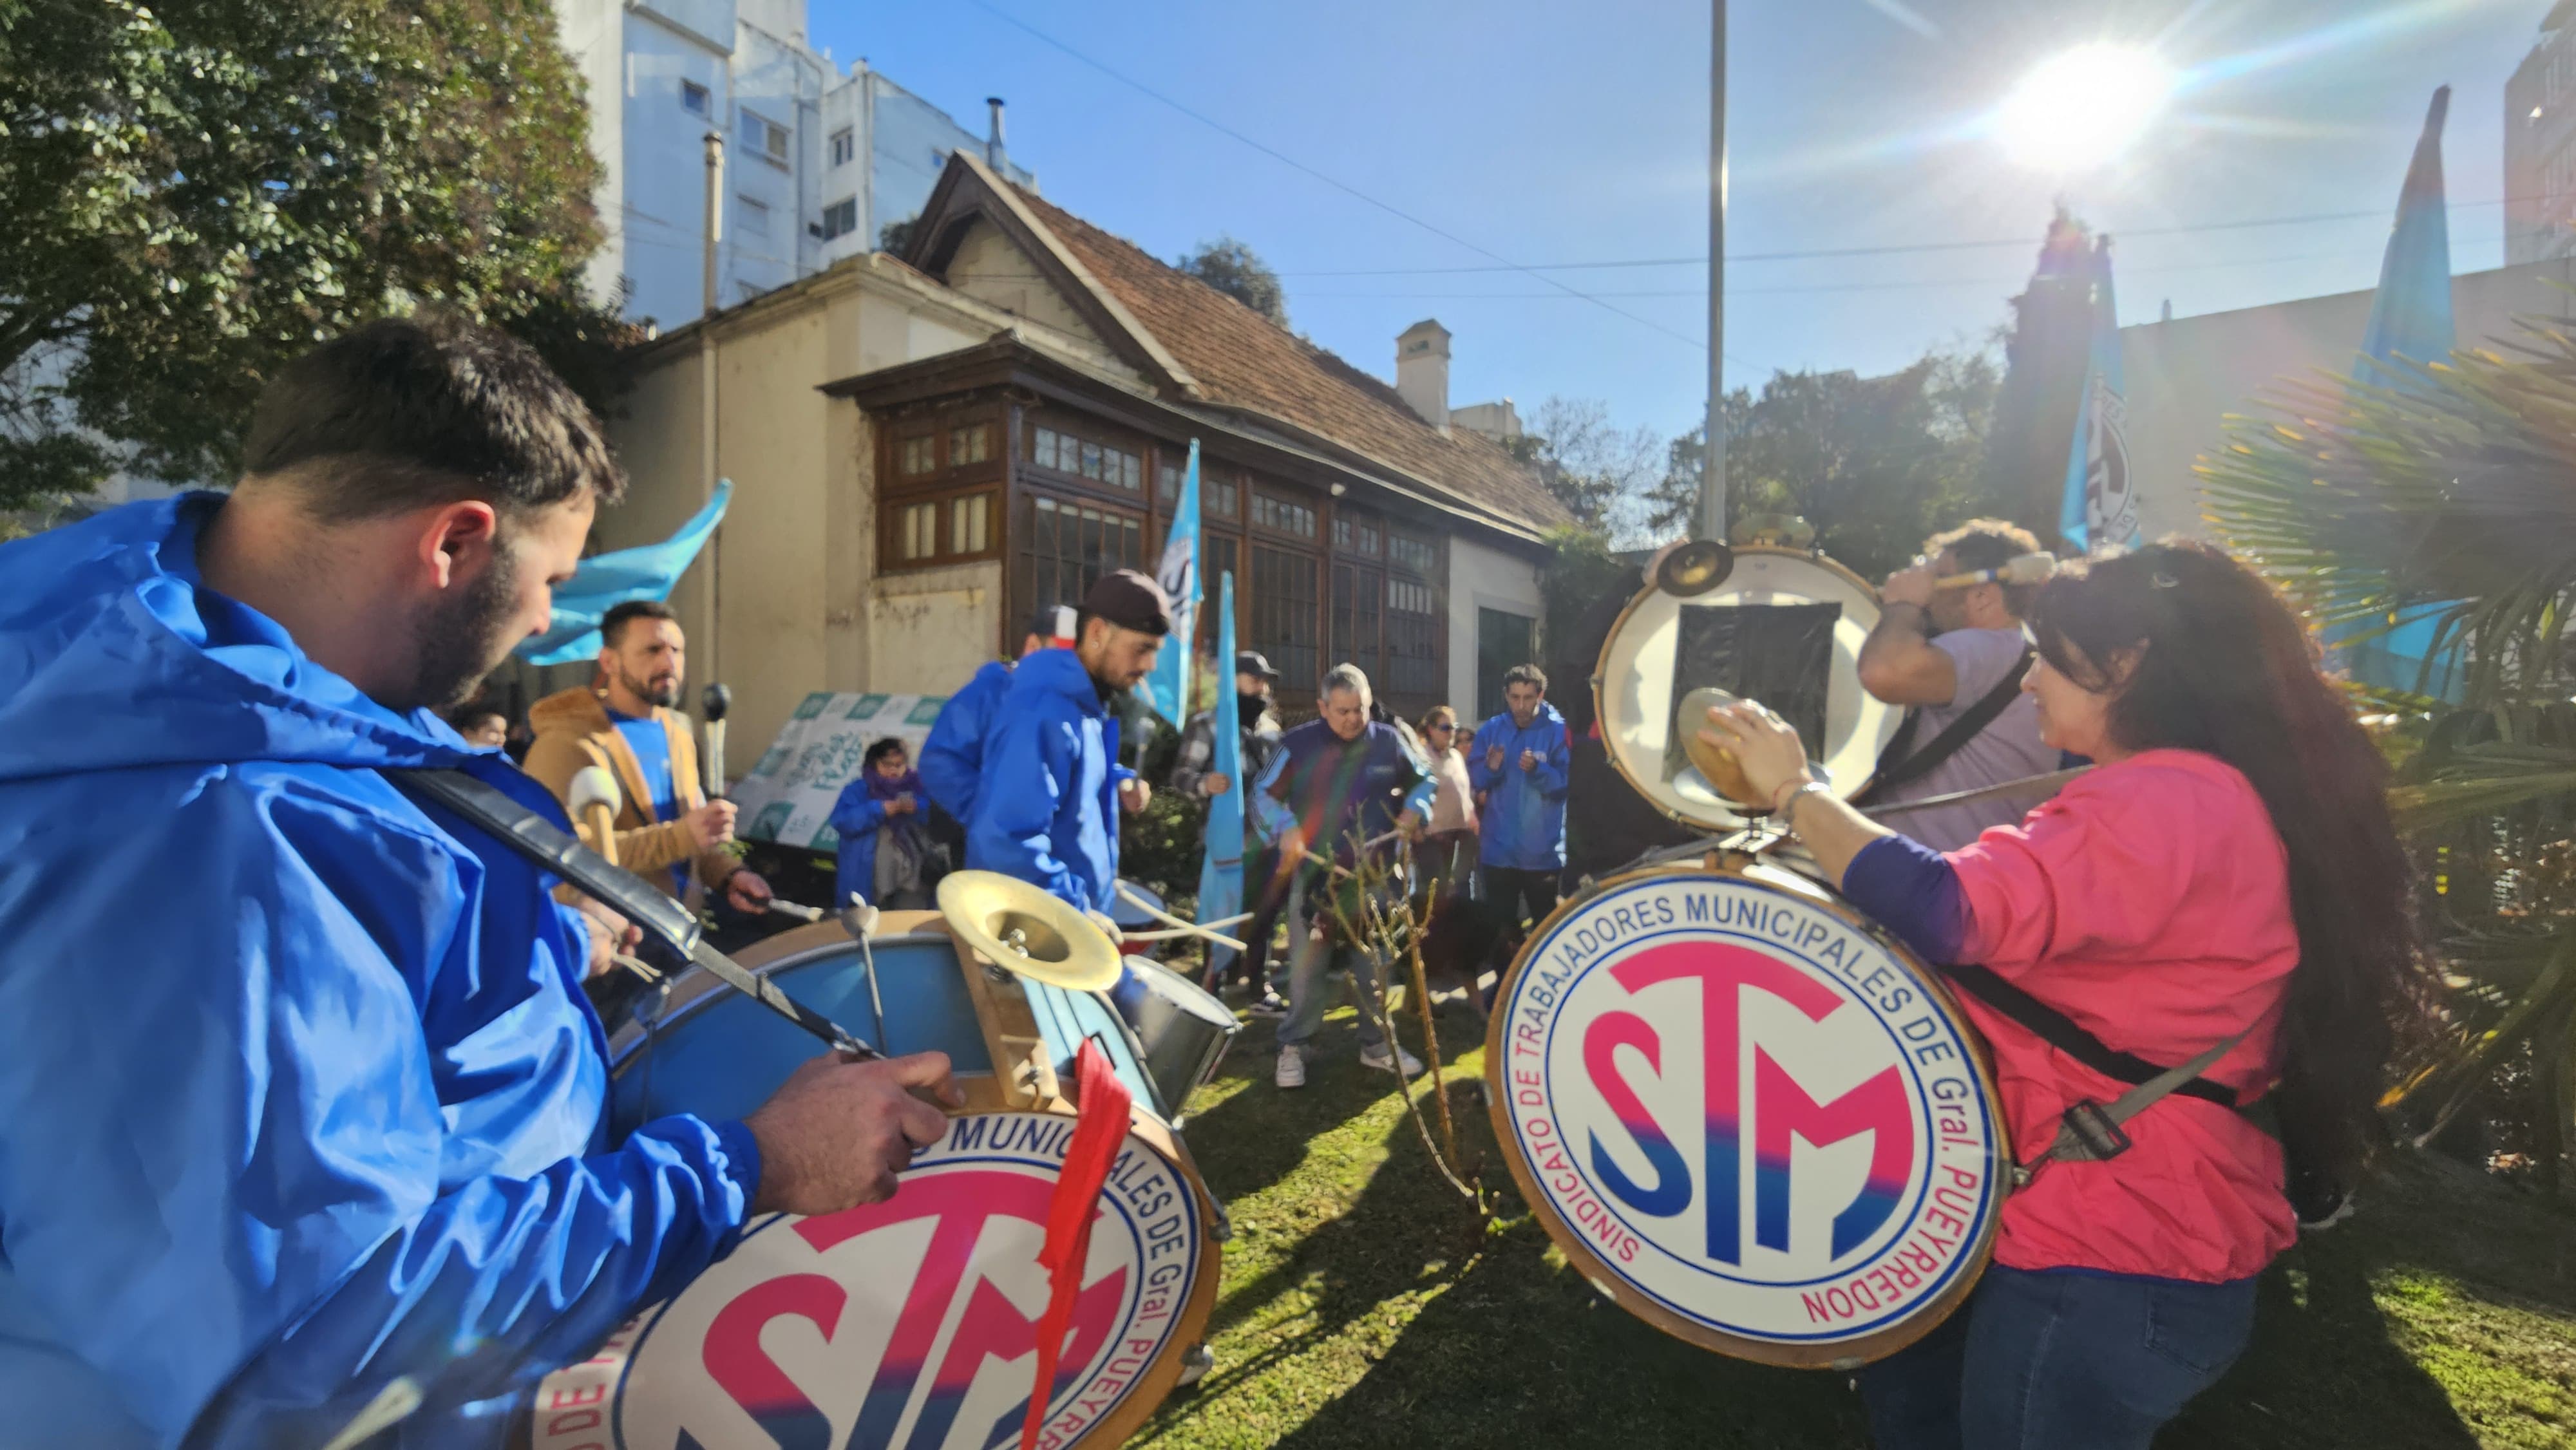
[1157,990,2572,1449]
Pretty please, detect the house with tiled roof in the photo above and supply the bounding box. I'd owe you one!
[558,150,1565,760]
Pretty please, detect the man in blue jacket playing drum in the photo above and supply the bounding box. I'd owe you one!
[0,315,956,1447]
[1468,662,1572,986]
[965,570,1166,917]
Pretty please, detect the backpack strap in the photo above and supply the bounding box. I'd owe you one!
[1853,647,2034,807]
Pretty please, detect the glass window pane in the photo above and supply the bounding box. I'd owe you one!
[1081,441,1103,480]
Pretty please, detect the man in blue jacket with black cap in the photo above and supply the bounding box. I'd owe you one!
[967,570,1166,916]
[0,314,957,1447]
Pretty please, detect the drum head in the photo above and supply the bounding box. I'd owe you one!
[1593,546,1905,832]
[526,1111,1220,1450]
[1484,863,2008,1368]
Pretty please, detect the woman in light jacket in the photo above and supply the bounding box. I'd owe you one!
[1703,541,2432,1450]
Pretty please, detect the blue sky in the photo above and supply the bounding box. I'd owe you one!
[813,0,2547,445]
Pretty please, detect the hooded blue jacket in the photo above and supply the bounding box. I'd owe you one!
[1468,702,1572,871]
[0,497,760,1447]
[964,648,1121,911]
[919,658,1011,822]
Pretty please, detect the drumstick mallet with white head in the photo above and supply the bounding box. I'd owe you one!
[1930,552,2056,590]
[700,683,731,798]
[567,765,621,869]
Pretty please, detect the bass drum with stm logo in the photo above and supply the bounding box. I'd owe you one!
[522,908,1220,1450]
[1487,555,2009,1369]
[1486,856,2008,1368]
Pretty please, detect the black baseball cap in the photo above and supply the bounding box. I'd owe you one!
[1080,569,1173,637]
[1234,650,1280,682]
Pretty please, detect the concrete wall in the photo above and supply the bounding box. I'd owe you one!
[1447,535,1543,716]
[2122,258,2576,542]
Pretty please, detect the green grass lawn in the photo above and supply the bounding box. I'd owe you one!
[1136,995,2576,1449]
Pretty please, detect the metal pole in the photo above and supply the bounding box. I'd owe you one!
[1698,0,1728,542]
[701,132,723,317]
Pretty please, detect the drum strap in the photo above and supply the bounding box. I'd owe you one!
[1853,648,2035,806]
[393,767,872,1059]
[1942,963,2260,1181]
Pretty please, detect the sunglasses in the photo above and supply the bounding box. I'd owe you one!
[1427,722,1456,733]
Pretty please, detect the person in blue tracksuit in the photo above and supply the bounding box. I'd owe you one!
[1468,661,1572,981]
[917,605,1075,824]
[966,571,1168,914]
[0,316,956,1449]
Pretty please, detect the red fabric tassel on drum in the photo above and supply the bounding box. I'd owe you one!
[1019,1040,1133,1450]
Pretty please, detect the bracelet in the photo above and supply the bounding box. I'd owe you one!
[1772,779,1834,824]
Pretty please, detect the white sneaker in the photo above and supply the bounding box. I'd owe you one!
[1274,1045,1307,1089]
[1360,1042,1424,1075]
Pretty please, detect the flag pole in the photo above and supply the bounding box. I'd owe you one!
[1700,0,1727,541]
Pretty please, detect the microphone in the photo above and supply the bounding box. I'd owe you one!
[700,682,732,800]
[1931,552,2056,590]
[567,765,623,867]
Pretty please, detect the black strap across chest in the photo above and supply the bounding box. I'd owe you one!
[1942,962,2242,1110]
[1853,646,2034,807]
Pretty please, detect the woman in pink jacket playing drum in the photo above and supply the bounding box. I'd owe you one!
[1703,541,2432,1450]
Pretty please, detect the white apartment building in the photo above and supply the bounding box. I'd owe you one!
[550,0,1036,331]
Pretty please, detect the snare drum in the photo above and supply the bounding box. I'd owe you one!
[527,921,1221,1450]
[1108,956,1240,1123]
[1107,878,1166,954]
[1484,854,2007,1369]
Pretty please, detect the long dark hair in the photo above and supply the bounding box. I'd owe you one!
[2027,541,2436,1191]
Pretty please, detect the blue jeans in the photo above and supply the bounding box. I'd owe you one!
[1859,1265,2257,1450]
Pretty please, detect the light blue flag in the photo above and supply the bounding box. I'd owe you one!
[2360,86,2455,388]
[2058,240,2138,552]
[1197,570,1245,977]
[516,478,732,665]
[2343,86,2461,699]
[1141,441,1202,724]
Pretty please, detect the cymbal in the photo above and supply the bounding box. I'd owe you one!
[936,871,1124,992]
[1678,686,1761,806]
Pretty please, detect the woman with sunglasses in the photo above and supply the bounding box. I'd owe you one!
[1701,541,2431,1450]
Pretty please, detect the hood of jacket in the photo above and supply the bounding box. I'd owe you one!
[1012,646,1110,719]
[531,684,625,738]
[0,494,475,786]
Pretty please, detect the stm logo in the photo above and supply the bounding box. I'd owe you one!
[529,1113,1207,1450]
[1490,872,2004,1362]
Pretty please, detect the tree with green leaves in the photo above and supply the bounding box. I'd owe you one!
[0,0,629,515]
[1507,396,1665,541]
[2204,324,2576,1194]
[1654,351,2006,579]
[1177,235,1287,327]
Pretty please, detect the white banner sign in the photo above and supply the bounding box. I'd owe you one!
[730,691,949,852]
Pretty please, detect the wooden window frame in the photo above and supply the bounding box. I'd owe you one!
[878,483,1002,574]
[1022,413,1147,502]
[1019,488,1150,619]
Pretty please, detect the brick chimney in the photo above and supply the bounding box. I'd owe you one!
[1396,319,1451,431]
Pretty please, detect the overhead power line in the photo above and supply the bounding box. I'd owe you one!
[964,0,1712,352]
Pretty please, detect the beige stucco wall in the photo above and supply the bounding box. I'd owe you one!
[2123,258,2576,543]
[580,259,996,771]
[942,219,1109,348]
[1448,534,1544,718]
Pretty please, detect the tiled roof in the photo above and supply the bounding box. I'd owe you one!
[1007,187,1570,538]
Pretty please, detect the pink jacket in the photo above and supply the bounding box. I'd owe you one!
[1947,748,2298,1283]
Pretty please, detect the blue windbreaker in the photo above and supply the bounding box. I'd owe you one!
[1468,702,1572,870]
[0,496,759,1447]
[918,658,1011,822]
[965,648,1121,911]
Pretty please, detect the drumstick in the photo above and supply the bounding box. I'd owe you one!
[1931,552,2055,590]
[1113,881,1249,952]
[1118,925,1251,949]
